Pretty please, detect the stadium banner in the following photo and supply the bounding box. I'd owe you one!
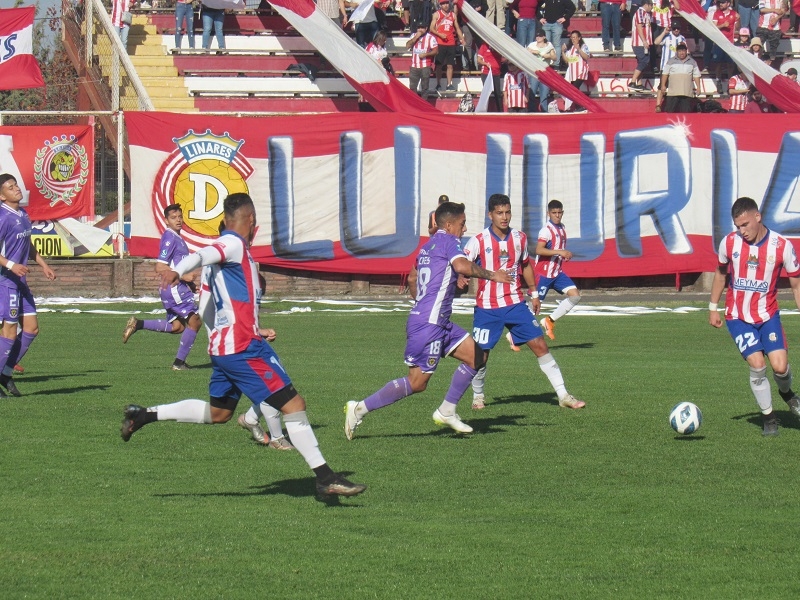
[0,125,95,220]
[0,7,45,91]
[31,221,115,258]
[126,111,800,277]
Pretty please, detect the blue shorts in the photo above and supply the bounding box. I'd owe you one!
[404,320,471,373]
[536,272,577,302]
[209,339,293,406]
[725,316,787,359]
[0,284,36,323]
[473,302,541,350]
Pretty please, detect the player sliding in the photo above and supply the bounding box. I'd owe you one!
[464,194,585,411]
[344,201,511,439]
[120,193,365,497]
[709,196,800,436]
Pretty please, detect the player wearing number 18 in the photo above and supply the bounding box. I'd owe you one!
[343,202,512,439]
[709,196,800,437]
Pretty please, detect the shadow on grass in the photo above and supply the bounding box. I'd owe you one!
[673,435,706,441]
[354,413,536,440]
[154,471,366,507]
[489,393,561,407]
[735,410,800,433]
[538,342,595,351]
[32,384,112,396]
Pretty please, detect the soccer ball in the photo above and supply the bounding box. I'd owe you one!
[669,402,703,435]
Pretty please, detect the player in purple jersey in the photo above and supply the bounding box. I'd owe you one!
[121,204,202,371]
[0,174,57,397]
[121,193,365,498]
[343,201,512,439]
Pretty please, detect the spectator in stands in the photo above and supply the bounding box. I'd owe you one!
[112,0,133,51]
[787,67,799,81]
[460,1,486,70]
[561,29,590,111]
[317,0,347,26]
[738,0,761,42]
[431,0,465,91]
[503,63,530,111]
[486,0,507,30]
[366,29,394,74]
[629,0,654,92]
[407,25,439,98]
[537,0,575,67]
[655,19,686,74]
[712,0,738,94]
[744,86,781,111]
[650,0,673,72]
[510,0,540,48]
[703,0,718,79]
[410,0,434,30]
[477,39,505,111]
[527,29,556,110]
[735,26,752,48]
[756,0,788,62]
[655,41,701,112]
[428,194,449,235]
[749,35,764,57]
[201,1,226,51]
[343,0,380,48]
[727,67,751,112]
[599,0,625,53]
[175,0,195,49]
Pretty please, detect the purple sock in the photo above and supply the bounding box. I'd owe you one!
[143,320,172,333]
[0,335,15,373]
[363,377,412,412]
[443,363,478,405]
[176,328,198,362]
[10,332,36,366]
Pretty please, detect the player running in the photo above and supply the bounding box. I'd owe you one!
[343,201,511,439]
[709,196,800,436]
[464,194,585,411]
[122,204,202,371]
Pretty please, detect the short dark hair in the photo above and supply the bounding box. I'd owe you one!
[548,199,564,211]
[224,192,254,220]
[788,67,798,76]
[488,193,511,212]
[731,196,759,219]
[435,201,466,228]
[163,203,182,218]
[0,173,17,190]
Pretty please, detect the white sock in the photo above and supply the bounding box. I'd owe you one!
[551,294,581,322]
[156,399,212,423]
[259,402,284,439]
[244,406,260,425]
[354,401,369,418]
[472,365,486,395]
[437,400,456,417]
[284,411,326,469]
[750,367,773,414]
[538,353,568,400]
[773,366,792,394]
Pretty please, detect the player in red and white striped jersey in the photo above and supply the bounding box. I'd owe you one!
[502,64,529,112]
[709,196,800,436]
[534,199,582,341]
[462,194,585,411]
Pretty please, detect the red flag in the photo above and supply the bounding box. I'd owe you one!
[0,6,45,91]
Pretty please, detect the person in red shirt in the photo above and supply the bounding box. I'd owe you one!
[712,0,739,94]
[743,87,781,112]
[431,0,465,91]
[477,41,505,111]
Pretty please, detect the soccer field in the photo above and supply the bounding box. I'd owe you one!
[2,300,799,599]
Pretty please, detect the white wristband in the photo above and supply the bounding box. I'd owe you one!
[5,261,15,270]
[708,302,719,312]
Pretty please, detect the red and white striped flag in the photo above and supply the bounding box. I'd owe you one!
[453,0,605,113]
[268,0,439,113]
[0,6,45,91]
[674,0,800,113]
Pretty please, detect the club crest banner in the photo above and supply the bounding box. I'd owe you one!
[0,125,95,220]
[126,111,800,277]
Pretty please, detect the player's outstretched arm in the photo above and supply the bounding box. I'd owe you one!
[32,248,56,280]
[407,266,418,299]
[452,257,511,283]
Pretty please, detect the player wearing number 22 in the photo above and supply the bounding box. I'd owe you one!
[709,196,800,436]
[463,194,585,411]
[343,202,511,439]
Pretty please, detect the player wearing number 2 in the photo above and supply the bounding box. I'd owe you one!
[709,196,800,436]
[463,194,585,411]
[343,201,511,439]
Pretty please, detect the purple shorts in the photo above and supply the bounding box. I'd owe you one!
[160,282,197,322]
[0,284,36,323]
[404,320,471,373]
[209,338,293,406]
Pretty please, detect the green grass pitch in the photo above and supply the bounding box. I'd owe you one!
[2,301,800,599]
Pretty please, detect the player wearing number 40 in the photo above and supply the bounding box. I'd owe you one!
[343,201,512,439]
[462,194,585,411]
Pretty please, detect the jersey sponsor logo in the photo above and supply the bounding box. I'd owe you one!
[747,253,759,267]
[152,130,254,248]
[33,134,90,208]
[733,277,769,293]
